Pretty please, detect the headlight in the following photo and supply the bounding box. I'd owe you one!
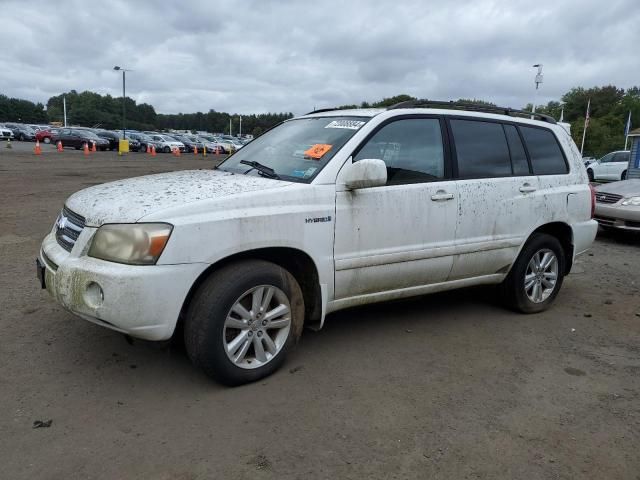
[621,196,640,206]
[88,223,173,265]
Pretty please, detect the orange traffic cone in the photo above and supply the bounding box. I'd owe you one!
[175,147,181,157]
[91,141,97,153]
[193,145,198,155]
[57,141,63,152]
[83,143,89,156]
[147,144,152,156]
[34,140,42,155]
[151,145,156,157]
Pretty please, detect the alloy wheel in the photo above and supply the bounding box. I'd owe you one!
[524,248,558,303]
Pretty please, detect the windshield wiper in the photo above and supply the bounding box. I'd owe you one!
[240,160,280,179]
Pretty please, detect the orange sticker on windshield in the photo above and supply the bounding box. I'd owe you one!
[304,144,332,159]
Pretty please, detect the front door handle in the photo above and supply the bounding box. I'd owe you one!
[431,191,455,201]
[519,183,537,193]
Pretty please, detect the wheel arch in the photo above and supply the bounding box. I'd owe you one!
[526,222,574,275]
[176,247,322,337]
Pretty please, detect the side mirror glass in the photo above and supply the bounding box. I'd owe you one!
[343,158,387,190]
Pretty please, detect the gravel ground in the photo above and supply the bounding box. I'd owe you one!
[1,143,639,479]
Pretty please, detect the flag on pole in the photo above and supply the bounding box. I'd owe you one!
[624,110,632,137]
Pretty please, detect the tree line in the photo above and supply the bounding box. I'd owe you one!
[1,86,638,156]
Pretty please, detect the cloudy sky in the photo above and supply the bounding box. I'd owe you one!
[1,0,638,115]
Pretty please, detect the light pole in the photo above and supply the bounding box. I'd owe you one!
[113,66,131,139]
[531,64,543,114]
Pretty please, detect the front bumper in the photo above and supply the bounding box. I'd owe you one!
[595,203,640,231]
[39,230,207,341]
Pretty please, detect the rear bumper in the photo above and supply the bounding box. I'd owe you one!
[39,231,207,341]
[572,219,598,256]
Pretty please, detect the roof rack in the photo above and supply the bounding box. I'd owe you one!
[387,99,557,124]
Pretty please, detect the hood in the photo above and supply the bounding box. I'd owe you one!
[65,169,291,226]
[595,179,640,197]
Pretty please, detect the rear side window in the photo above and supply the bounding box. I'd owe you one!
[614,152,630,163]
[519,126,568,175]
[503,125,530,175]
[450,119,511,178]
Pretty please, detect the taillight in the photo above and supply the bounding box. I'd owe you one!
[588,184,596,218]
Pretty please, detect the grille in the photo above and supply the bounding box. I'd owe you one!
[595,192,623,204]
[55,206,86,252]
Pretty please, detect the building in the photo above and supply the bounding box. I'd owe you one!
[626,128,640,180]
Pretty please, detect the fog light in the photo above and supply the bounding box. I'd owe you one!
[84,282,104,308]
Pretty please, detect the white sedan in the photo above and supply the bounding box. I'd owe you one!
[150,135,186,153]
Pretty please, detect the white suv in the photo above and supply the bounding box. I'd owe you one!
[38,101,598,385]
[587,150,630,182]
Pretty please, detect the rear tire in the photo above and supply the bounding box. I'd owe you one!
[163,146,171,153]
[184,260,305,386]
[501,233,565,313]
[43,137,51,144]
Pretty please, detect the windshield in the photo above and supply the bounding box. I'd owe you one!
[218,116,369,182]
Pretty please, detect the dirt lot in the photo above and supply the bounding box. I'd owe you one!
[1,142,639,479]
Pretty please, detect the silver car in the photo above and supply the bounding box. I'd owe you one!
[594,179,640,231]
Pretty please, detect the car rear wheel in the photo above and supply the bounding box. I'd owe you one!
[587,169,594,182]
[19,134,25,141]
[163,146,171,153]
[184,260,304,386]
[140,145,147,153]
[43,137,51,144]
[501,233,565,314]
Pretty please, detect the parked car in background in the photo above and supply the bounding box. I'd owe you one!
[586,151,630,182]
[4,123,36,141]
[125,135,141,152]
[0,125,15,140]
[53,128,109,150]
[36,128,59,144]
[582,156,596,167]
[95,130,121,151]
[169,134,204,153]
[594,179,640,231]
[38,102,597,385]
[128,132,158,153]
[196,134,226,153]
[214,135,238,153]
[150,134,185,153]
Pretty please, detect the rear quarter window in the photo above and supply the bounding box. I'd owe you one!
[519,126,568,175]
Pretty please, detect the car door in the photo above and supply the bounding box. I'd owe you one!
[333,116,458,300]
[448,119,542,280]
[58,128,73,147]
[611,152,630,180]
[592,153,614,180]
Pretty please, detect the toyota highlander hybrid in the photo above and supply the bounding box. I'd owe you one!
[38,101,598,385]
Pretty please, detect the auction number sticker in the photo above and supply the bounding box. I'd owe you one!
[324,120,366,130]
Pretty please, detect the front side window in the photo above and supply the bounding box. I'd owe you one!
[353,118,445,185]
[599,153,615,163]
[520,126,568,175]
[219,116,370,182]
[450,119,511,178]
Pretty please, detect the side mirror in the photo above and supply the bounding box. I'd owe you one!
[343,158,387,190]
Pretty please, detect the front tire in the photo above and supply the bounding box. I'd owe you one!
[587,169,594,182]
[501,233,565,313]
[622,170,627,180]
[184,260,305,386]
[163,146,171,153]
[43,137,51,144]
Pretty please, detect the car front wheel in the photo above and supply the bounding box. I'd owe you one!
[587,169,594,182]
[184,260,304,386]
[622,170,627,180]
[501,233,565,313]
[43,137,51,144]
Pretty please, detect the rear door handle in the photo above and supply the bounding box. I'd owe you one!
[519,184,537,193]
[431,191,455,201]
